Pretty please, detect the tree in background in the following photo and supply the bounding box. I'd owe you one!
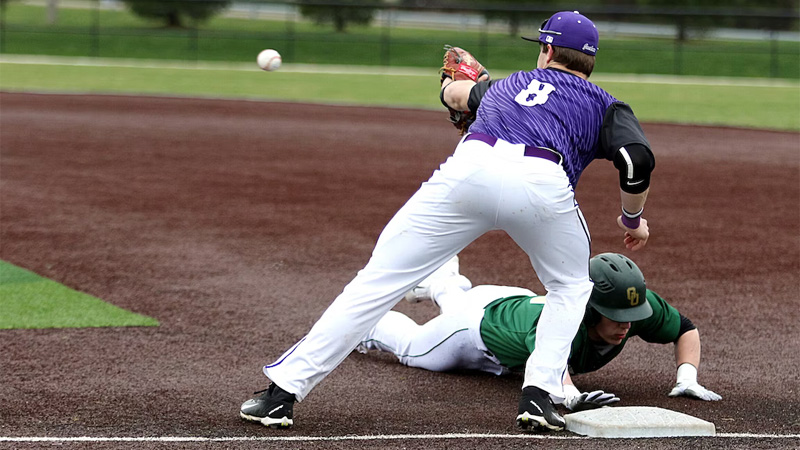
[0,0,16,13]
[481,3,540,37]
[408,0,797,39]
[479,0,611,36]
[615,0,798,39]
[121,0,231,28]
[299,0,380,32]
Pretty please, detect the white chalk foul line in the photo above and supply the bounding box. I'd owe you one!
[0,434,583,443]
[0,433,798,442]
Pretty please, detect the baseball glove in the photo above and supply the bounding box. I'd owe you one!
[440,45,489,135]
[440,45,489,84]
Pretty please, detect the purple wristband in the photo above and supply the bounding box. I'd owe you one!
[621,214,641,229]
[621,207,643,229]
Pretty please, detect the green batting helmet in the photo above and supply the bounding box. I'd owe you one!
[588,253,652,323]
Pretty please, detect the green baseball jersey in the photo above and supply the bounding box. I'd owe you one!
[479,290,681,372]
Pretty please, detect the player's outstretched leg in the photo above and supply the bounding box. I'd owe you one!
[240,383,296,428]
[515,386,566,432]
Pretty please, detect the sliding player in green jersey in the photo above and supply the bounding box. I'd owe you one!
[358,253,720,412]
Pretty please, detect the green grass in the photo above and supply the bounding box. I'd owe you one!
[0,61,441,105]
[2,3,798,79]
[0,260,159,329]
[598,78,800,131]
[1,61,798,131]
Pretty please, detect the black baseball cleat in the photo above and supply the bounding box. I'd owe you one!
[516,386,566,432]
[240,383,296,428]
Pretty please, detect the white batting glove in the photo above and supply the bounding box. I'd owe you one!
[668,363,722,401]
[563,385,620,412]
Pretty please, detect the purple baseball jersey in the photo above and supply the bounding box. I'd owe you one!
[468,68,617,187]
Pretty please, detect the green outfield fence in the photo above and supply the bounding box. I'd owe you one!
[1,0,798,79]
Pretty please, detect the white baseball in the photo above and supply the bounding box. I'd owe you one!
[257,49,282,72]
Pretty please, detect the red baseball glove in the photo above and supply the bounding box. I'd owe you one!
[440,45,489,84]
[440,45,489,135]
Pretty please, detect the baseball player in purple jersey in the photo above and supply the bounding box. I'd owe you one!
[240,10,655,432]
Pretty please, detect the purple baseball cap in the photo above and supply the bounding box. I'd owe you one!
[522,11,599,56]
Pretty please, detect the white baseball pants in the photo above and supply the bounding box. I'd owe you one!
[264,136,593,402]
[360,284,537,375]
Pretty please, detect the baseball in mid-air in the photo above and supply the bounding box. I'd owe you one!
[257,49,282,72]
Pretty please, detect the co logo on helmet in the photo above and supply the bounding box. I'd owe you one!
[627,287,640,306]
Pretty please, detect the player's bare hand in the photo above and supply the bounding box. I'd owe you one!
[617,216,649,251]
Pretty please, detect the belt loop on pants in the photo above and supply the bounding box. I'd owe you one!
[464,132,563,165]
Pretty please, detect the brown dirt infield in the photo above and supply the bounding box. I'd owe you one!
[1,92,798,449]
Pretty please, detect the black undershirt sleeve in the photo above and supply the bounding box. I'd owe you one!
[439,79,497,111]
[677,314,697,340]
[467,79,496,112]
[600,102,656,194]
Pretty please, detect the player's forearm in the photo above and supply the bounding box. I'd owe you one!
[441,79,475,111]
[620,189,649,227]
[612,141,654,229]
[669,328,721,401]
[674,328,701,368]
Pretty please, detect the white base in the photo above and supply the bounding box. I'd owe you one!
[565,406,716,438]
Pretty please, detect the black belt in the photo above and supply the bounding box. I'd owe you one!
[464,133,562,165]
